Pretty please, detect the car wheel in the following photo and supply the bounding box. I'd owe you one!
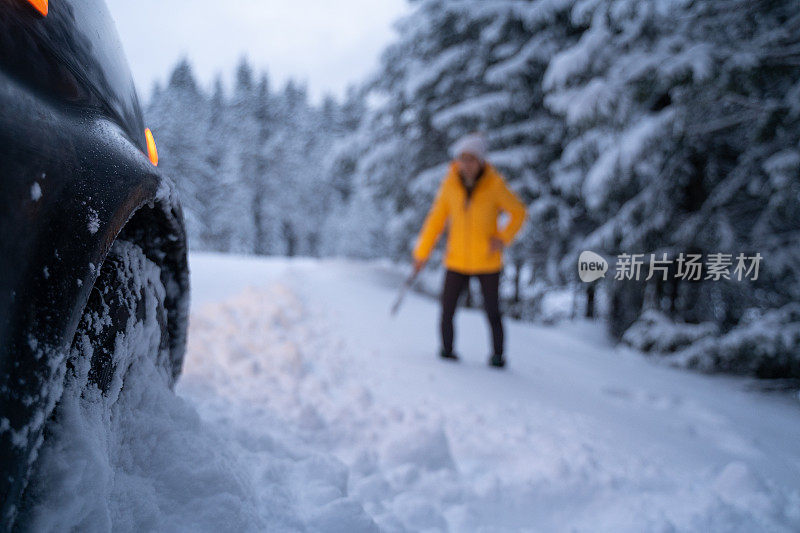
[13,239,171,526]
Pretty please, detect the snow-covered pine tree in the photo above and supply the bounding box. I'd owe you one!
[148,56,352,257]
[317,85,388,259]
[544,0,800,375]
[227,57,265,254]
[474,0,582,314]
[542,0,690,326]
[147,59,215,251]
[267,80,318,256]
[200,76,245,253]
[662,0,800,375]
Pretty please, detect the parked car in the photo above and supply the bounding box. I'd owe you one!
[0,0,189,525]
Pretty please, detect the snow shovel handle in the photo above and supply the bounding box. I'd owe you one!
[390,268,420,316]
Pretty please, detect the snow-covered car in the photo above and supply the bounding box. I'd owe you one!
[0,0,189,525]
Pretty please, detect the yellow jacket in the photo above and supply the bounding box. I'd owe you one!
[413,161,527,274]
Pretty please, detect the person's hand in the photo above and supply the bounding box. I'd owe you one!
[413,257,426,274]
[489,236,505,253]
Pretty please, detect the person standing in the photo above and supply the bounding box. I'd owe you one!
[412,133,527,367]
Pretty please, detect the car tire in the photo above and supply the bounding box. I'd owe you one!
[12,239,171,527]
[71,238,171,397]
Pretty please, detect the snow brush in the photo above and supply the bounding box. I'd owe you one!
[390,269,419,316]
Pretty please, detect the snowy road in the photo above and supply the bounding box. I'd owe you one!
[30,253,800,531]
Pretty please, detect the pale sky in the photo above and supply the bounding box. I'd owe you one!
[105,0,409,104]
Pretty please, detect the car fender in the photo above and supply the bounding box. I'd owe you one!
[0,69,189,519]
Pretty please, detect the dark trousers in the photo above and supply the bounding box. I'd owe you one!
[440,269,504,356]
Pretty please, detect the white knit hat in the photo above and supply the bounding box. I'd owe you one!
[450,132,488,161]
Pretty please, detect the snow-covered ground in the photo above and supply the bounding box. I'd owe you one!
[27,253,800,531]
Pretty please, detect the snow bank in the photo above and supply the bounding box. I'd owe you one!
[622,304,800,378]
[623,309,719,353]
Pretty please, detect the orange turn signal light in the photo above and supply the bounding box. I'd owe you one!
[26,0,48,16]
[145,128,158,166]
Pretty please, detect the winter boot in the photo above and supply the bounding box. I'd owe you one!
[489,353,506,368]
[440,349,459,361]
